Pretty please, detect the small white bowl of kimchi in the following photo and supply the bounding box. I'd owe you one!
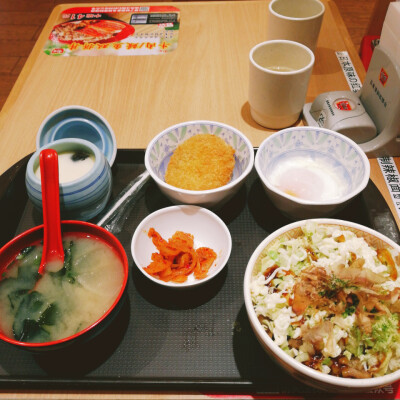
[244,219,400,392]
[131,205,232,288]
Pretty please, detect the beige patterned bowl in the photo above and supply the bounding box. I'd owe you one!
[144,120,254,209]
[255,127,370,220]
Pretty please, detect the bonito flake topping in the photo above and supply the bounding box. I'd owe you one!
[250,222,400,379]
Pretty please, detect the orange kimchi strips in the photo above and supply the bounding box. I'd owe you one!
[145,228,217,283]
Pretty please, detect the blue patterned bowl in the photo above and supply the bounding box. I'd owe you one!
[145,121,254,208]
[255,127,370,219]
[36,105,117,167]
[25,138,112,221]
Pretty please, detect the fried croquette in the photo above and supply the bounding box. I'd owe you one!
[165,134,235,190]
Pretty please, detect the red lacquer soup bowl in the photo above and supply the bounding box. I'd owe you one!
[0,221,128,352]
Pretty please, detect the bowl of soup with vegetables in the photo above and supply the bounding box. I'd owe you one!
[25,138,112,221]
[0,220,128,351]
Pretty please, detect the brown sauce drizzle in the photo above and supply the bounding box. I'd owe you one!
[263,265,279,281]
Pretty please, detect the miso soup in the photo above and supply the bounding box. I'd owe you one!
[0,234,124,343]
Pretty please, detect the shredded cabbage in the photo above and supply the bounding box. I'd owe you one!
[251,222,400,378]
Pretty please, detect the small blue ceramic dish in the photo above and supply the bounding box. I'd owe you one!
[26,138,112,221]
[255,126,370,219]
[36,105,117,167]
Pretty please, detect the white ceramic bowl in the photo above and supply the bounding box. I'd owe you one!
[255,127,370,219]
[131,205,232,288]
[244,219,400,392]
[144,121,254,208]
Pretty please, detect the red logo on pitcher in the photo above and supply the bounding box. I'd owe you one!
[379,68,388,86]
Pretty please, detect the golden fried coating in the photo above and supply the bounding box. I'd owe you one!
[165,134,235,190]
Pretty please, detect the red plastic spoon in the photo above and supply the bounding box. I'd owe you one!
[38,149,64,274]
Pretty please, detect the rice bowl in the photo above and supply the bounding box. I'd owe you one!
[244,219,400,391]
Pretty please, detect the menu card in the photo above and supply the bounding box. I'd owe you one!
[43,5,180,57]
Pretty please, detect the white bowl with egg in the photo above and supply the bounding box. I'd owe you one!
[255,127,370,219]
[145,120,254,208]
[25,138,112,221]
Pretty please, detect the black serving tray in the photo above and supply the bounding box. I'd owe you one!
[0,149,399,394]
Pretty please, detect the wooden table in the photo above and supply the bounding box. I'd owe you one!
[0,0,368,167]
[0,1,399,399]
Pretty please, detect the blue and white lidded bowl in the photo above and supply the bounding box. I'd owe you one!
[25,138,112,221]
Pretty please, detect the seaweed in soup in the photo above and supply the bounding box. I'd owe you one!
[0,235,124,343]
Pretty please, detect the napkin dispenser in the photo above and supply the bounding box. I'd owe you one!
[303,2,400,157]
[303,45,400,157]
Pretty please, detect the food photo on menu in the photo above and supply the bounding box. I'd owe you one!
[44,5,180,56]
